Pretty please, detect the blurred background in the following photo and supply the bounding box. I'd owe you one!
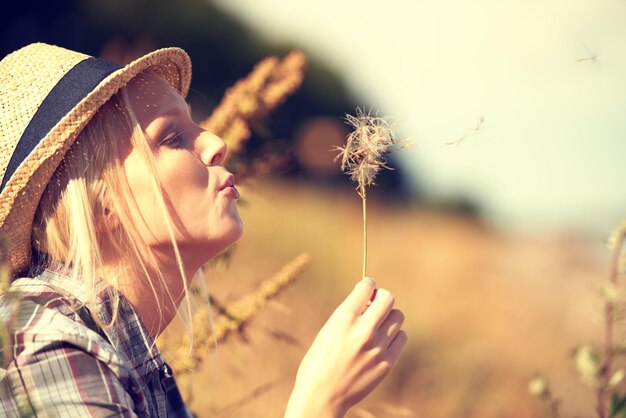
[4,0,626,416]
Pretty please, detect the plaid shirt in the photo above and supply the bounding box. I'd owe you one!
[0,267,191,417]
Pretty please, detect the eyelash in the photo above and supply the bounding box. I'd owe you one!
[160,132,184,148]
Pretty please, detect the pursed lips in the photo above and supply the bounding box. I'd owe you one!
[217,173,240,199]
[218,174,235,191]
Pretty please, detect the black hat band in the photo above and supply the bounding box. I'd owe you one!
[1,57,121,192]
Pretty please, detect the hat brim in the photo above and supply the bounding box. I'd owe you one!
[0,47,192,275]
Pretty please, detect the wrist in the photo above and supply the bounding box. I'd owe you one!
[284,387,345,418]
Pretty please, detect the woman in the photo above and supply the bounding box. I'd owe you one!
[0,43,407,417]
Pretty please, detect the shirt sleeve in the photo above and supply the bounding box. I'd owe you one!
[1,340,143,417]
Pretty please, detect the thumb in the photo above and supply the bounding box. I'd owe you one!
[337,277,377,317]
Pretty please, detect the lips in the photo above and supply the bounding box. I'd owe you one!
[218,174,235,191]
[218,174,240,199]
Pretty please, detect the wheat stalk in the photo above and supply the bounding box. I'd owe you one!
[200,49,307,164]
[166,253,311,376]
[335,108,411,278]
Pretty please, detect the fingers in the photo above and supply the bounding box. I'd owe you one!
[381,309,405,346]
[337,277,377,317]
[335,280,406,355]
[362,287,395,329]
[365,308,404,350]
[372,327,408,381]
[375,330,408,375]
[386,330,408,365]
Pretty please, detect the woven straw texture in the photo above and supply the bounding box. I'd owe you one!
[0,43,192,275]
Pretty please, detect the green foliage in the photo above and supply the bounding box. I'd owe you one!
[610,393,626,418]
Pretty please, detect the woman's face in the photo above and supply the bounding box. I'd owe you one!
[121,73,243,269]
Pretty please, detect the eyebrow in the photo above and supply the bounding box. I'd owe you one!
[159,100,193,126]
[145,100,192,141]
[148,118,176,144]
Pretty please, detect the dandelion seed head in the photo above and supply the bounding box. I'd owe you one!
[335,107,410,197]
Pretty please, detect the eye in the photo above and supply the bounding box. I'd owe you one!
[160,132,185,149]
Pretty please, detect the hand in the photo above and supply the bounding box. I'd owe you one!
[285,277,407,418]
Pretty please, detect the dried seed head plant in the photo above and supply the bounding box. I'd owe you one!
[200,49,308,176]
[159,253,311,413]
[164,253,312,376]
[335,108,411,278]
[194,49,307,264]
[529,218,626,418]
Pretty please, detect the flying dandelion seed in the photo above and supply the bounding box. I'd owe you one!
[334,107,411,278]
[445,115,485,146]
[575,43,599,64]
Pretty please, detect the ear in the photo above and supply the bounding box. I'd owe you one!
[95,207,120,234]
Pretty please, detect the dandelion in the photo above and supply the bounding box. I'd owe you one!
[335,108,411,278]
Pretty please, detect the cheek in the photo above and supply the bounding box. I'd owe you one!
[158,155,210,203]
[123,154,161,225]
[122,151,216,243]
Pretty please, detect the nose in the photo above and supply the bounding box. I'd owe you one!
[196,130,227,166]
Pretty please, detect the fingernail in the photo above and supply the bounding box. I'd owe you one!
[362,276,376,288]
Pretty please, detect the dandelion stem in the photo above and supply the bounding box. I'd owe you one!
[335,108,409,281]
[362,191,367,279]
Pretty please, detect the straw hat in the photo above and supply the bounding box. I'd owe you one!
[0,42,192,276]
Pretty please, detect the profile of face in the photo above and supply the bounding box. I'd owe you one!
[119,73,243,270]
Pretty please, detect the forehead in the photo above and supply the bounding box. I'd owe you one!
[125,72,187,129]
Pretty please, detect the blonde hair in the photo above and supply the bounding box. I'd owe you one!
[31,75,203,338]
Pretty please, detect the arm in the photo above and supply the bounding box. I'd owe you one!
[285,277,407,418]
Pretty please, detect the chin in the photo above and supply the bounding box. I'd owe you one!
[228,210,244,241]
[207,218,244,259]
[224,219,244,246]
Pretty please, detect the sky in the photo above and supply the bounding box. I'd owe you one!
[213,0,626,236]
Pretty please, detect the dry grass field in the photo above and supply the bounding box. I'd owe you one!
[166,177,614,418]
